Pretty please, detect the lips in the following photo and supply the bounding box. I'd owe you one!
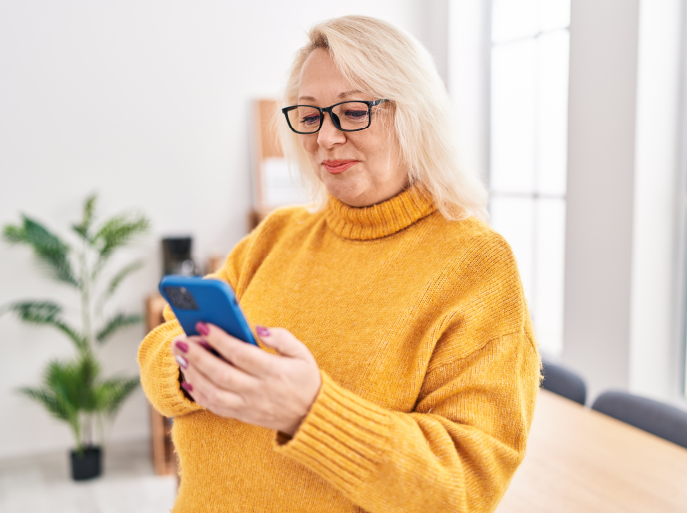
[322,159,358,175]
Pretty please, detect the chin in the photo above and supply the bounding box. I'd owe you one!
[321,175,369,207]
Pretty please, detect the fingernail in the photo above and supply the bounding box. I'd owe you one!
[256,325,270,337]
[175,354,188,369]
[198,340,212,350]
[196,322,209,336]
[181,382,193,392]
[175,341,189,353]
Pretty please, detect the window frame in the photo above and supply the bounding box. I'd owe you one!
[487,0,571,356]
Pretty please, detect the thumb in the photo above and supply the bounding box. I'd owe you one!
[256,326,309,359]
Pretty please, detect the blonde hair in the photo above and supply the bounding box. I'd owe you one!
[279,15,489,223]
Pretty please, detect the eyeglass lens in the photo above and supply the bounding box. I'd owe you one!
[287,102,372,133]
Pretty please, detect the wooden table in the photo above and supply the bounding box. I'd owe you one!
[497,389,687,512]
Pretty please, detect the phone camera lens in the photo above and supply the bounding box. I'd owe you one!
[164,286,199,310]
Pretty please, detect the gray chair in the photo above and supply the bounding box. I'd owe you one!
[592,391,687,450]
[540,360,587,405]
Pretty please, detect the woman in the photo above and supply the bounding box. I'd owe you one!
[139,15,540,513]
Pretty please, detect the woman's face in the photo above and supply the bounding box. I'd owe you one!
[297,49,408,207]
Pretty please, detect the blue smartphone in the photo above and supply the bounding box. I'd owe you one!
[159,275,257,346]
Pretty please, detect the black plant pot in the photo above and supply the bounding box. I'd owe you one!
[70,445,102,481]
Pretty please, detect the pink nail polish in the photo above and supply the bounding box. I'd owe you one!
[175,354,188,369]
[181,382,193,392]
[175,341,189,353]
[256,325,270,337]
[196,322,210,336]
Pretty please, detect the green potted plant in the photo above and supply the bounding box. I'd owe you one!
[1,195,150,480]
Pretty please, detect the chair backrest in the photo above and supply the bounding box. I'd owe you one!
[540,360,587,405]
[591,391,687,450]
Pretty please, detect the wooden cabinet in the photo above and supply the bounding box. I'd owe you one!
[145,294,178,477]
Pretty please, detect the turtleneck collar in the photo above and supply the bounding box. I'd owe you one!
[324,185,437,240]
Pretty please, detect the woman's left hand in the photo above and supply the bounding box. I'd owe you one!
[171,323,322,437]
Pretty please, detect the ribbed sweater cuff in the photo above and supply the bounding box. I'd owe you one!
[157,353,200,418]
[273,371,392,495]
[139,320,202,418]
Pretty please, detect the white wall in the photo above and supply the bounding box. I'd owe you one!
[630,0,684,402]
[0,0,423,460]
[416,0,450,89]
[448,0,490,181]
[563,0,640,400]
[563,0,686,405]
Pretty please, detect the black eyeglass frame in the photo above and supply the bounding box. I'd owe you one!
[281,99,389,134]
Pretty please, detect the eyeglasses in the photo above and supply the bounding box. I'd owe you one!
[282,99,389,134]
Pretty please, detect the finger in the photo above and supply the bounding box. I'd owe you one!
[170,341,194,400]
[200,322,279,377]
[178,370,195,401]
[172,335,215,356]
[180,361,244,414]
[178,338,258,392]
[186,335,228,361]
[170,334,190,353]
[171,336,193,370]
[172,335,232,373]
[256,327,311,359]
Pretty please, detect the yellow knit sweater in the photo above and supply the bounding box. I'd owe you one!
[138,186,540,513]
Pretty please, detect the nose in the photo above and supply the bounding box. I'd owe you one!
[317,112,346,148]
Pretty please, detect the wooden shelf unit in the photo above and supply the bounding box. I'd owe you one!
[145,293,178,477]
[249,98,285,231]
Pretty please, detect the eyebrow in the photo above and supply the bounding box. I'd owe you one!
[338,89,364,99]
[297,89,366,102]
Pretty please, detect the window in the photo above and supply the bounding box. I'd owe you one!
[489,0,570,355]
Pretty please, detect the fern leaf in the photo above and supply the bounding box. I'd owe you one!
[17,386,72,422]
[3,300,62,321]
[96,313,142,343]
[93,214,150,262]
[54,321,89,352]
[72,194,98,241]
[98,260,145,310]
[3,216,78,287]
[45,355,101,412]
[3,301,88,351]
[94,376,139,417]
[17,358,92,445]
[3,225,24,242]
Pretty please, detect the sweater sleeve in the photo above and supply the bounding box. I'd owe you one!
[137,308,203,418]
[274,328,539,513]
[137,233,256,418]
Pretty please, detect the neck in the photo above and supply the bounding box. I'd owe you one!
[324,184,436,240]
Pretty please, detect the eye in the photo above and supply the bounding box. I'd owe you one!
[301,114,320,126]
[344,109,368,119]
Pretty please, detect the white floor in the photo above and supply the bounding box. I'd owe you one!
[0,440,177,513]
